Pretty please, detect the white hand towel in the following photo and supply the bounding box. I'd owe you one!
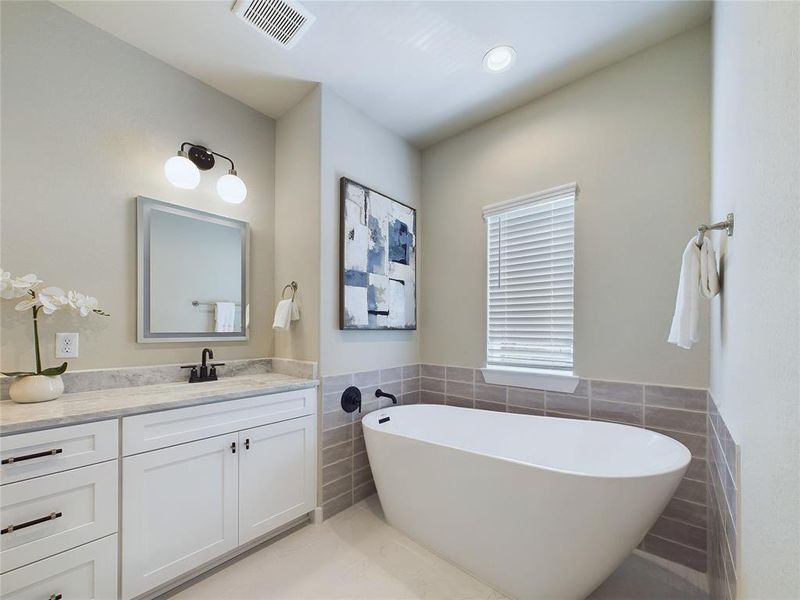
[699,237,720,299]
[291,301,300,322]
[214,302,236,333]
[668,239,702,349]
[273,299,293,330]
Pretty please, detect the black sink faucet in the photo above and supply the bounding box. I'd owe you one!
[181,348,225,383]
[200,348,214,379]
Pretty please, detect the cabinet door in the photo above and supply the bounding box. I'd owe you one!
[238,415,316,544]
[122,433,238,600]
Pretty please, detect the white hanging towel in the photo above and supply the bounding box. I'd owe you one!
[273,299,291,330]
[699,237,720,299]
[273,299,300,330]
[668,240,701,349]
[668,236,719,349]
[214,302,236,332]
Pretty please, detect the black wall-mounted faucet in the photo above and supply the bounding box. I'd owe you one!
[375,389,398,405]
[340,386,398,414]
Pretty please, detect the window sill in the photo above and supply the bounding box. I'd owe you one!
[481,367,579,393]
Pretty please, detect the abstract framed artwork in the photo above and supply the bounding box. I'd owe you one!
[340,177,416,330]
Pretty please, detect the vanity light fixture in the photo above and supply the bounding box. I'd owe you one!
[483,45,516,73]
[164,142,247,204]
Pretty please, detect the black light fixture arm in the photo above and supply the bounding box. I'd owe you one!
[180,142,236,172]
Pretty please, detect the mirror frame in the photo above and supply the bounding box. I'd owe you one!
[136,196,250,343]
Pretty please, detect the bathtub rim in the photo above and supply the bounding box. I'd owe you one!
[362,404,691,481]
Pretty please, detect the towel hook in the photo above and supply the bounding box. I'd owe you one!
[281,281,298,301]
[696,213,734,247]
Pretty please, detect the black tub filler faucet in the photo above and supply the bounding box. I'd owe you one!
[340,387,398,413]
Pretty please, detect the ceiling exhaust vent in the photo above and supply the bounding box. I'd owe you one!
[232,0,316,49]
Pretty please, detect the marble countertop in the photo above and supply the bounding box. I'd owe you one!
[0,373,318,435]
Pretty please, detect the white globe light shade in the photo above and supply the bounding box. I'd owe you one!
[217,172,247,204]
[164,155,200,189]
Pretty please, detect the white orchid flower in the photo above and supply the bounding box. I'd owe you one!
[66,291,95,316]
[67,290,80,309]
[12,273,43,296]
[38,286,68,315]
[0,270,13,299]
[41,286,67,301]
[77,293,99,317]
[0,271,42,299]
[3,273,107,318]
[14,297,38,311]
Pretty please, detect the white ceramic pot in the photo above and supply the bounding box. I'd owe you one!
[9,375,64,403]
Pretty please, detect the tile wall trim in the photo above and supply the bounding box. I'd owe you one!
[708,392,739,600]
[321,362,711,576]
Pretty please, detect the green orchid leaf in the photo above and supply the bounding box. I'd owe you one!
[40,362,68,376]
[1,371,36,377]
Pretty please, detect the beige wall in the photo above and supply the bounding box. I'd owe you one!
[420,25,711,388]
[319,88,422,376]
[274,87,322,363]
[710,2,800,595]
[0,1,275,371]
[272,85,421,376]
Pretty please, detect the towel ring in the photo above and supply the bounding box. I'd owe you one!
[281,281,298,301]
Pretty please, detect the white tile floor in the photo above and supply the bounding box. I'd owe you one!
[165,497,707,600]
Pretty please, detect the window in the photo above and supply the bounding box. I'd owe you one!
[483,183,576,375]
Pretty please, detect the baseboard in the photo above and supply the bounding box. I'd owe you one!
[144,513,312,600]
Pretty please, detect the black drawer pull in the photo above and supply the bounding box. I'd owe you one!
[49,594,63,600]
[2,448,63,465]
[2,511,62,534]
[230,442,236,454]
[244,438,250,450]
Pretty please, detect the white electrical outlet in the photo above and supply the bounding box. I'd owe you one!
[55,333,79,358]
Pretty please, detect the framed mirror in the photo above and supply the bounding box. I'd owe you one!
[137,197,249,342]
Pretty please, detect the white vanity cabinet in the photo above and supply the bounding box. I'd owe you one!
[0,383,317,600]
[121,387,317,599]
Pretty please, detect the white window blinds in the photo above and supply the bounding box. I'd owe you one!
[484,183,576,372]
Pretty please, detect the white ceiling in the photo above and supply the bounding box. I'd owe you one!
[56,0,710,148]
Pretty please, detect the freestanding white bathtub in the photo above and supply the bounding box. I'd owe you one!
[362,404,690,599]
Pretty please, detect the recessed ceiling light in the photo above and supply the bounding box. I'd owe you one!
[483,45,516,73]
